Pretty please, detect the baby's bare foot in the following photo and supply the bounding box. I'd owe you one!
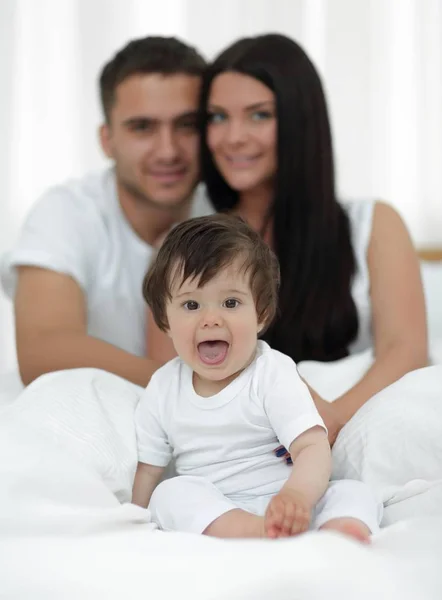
[319,517,371,544]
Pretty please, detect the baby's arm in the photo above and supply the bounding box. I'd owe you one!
[132,463,165,508]
[265,426,331,538]
[284,425,331,505]
[259,350,331,538]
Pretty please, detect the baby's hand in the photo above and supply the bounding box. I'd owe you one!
[265,490,311,539]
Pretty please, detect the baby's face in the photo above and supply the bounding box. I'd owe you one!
[166,260,262,391]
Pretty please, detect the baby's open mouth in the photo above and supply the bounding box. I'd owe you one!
[197,341,229,365]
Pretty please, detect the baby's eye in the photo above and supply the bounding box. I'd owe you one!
[183,300,199,311]
[223,298,239,309]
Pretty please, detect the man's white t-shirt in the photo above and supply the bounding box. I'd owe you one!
[136,341,326,500]
[0,168,214,357]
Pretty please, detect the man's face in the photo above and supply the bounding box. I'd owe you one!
[100,73,201,210]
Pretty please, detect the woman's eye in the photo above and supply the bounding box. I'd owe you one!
[184,301,199,311]
[223,298,239,309]
[251,110,272,121]
[207,112,226,124]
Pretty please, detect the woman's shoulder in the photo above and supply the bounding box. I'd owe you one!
[342,199,406,250]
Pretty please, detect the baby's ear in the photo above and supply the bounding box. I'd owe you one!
[257,319,267,335]
[257,309,272,336]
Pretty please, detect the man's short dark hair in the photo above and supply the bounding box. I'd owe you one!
[99,36,206,122]
[143,214,280,333]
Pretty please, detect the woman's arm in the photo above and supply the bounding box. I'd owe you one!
[297,379,343,446]
[332,202,428,424]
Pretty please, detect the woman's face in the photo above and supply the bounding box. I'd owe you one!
[206,72,277,194]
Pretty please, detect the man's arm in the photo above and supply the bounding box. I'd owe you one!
[15,267,161,386]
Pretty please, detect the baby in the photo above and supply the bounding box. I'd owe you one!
[132,214,381,541]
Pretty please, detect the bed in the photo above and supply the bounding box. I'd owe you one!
[0,253,441,598]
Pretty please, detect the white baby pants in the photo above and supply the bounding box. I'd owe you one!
[149,476,382,535]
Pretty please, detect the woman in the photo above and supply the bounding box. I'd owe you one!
[148,33,428,444]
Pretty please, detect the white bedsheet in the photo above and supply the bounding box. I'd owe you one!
[2,520,442,600]
[1,410,442,599]
[1,366,442,598]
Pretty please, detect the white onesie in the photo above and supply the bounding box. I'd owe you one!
[136,341,382,533]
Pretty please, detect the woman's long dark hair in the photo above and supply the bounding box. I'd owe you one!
[200,34,358,362]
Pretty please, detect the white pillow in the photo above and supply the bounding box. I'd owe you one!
[382,480,442,525]
[5,368,142,503]
[331,366,442,504]
[298,349,373,401]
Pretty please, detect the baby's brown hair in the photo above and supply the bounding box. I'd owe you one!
[143,214,280,332]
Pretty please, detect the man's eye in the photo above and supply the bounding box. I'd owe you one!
[223,298,239,309]
[183,301,199,311]
[130,121,152,132]
[178,119,198,130]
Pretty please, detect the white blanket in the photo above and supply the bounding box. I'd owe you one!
[1,366,442,598]
[0,410,441,599]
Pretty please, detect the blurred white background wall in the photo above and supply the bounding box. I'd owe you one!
[1,0,441,370]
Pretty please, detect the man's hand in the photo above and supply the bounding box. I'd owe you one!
[264,489,312,539]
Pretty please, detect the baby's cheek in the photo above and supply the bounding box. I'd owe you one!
[236,318,259,342]
[170,323,194,355]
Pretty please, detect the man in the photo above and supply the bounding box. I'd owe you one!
[0,36,212,387]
